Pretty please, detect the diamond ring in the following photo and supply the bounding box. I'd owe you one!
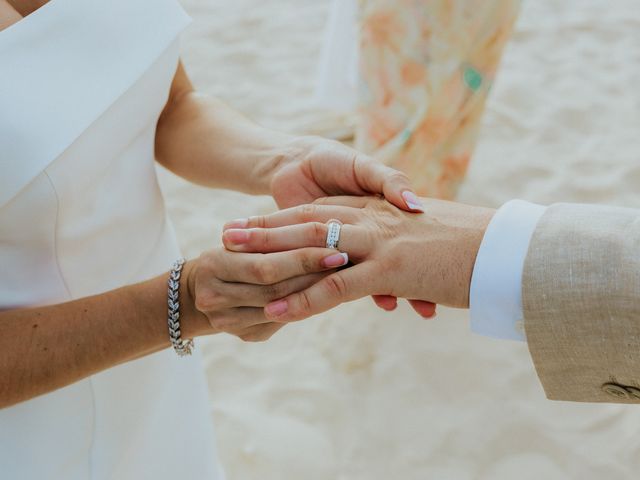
[325,220,342,250]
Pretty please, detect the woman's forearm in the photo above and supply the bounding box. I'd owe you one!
[0,263,208,409]
[155,67,293,195]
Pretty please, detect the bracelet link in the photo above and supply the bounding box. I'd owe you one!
[167,258,194,357]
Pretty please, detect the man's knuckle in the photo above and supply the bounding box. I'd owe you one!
[252,259,278,284]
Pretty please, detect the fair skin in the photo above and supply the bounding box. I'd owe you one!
[0,1,425,408]
[222,197,496,321]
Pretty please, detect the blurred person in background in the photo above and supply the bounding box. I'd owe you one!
[317,0,520,198]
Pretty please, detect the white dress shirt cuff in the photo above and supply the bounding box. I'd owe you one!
[469,200,547,341]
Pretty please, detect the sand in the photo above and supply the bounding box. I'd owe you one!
[157,0,640,478]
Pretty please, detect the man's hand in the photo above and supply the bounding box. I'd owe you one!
[223,197,496,322]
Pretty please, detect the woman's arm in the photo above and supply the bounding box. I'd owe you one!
[154,62,292,195]
[0,246,342,408]
[0,267,200,409]
[155,62,423,212]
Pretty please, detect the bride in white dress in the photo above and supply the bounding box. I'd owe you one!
[0,0,423,477]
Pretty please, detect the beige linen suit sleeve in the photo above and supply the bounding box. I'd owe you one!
[523,203,640,403]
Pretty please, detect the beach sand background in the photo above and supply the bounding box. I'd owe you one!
[157,0,640,478]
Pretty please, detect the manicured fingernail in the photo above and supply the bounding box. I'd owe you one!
[224,218,248,230]
[322,252,349,268]
[265,299,288,317]
[402,191,425,212]
[224,229,250,244]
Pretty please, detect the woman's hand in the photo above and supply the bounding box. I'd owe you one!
[182,245,348,341]
[222,197,496,323]
[266,135,424,213]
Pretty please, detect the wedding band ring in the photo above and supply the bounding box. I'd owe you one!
[326,221,342,250]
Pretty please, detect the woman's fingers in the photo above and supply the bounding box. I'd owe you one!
[214,247,348,284]
[223,223,370,258]
[351,156,425,213]
[263,263,377,322]
[207,306,272,332]
[223,204,361,230]
[207,308,285,341]
[200,272,330,311]
[236,322,285,342]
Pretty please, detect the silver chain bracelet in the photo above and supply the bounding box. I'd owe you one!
[167,258,194,357]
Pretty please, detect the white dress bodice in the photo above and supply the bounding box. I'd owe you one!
[0,0,224,478]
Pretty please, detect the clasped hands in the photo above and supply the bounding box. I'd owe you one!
[185,195,495,343]
[180,136,495,342]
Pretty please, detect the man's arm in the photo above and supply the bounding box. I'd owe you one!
[235,196,640,404]
[523,203,640,403]
[471,200,640,403]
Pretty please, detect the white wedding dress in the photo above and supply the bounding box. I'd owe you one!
[0,0,225,478]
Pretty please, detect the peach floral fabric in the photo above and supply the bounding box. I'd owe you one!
[356,0,520,198]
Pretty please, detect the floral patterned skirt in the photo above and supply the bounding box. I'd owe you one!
[356,0,520,198]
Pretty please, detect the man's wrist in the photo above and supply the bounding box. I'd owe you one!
[414,199,495,308]
[461,207,496,308]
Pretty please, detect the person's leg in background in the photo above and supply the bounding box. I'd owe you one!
[357,0,520,198]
